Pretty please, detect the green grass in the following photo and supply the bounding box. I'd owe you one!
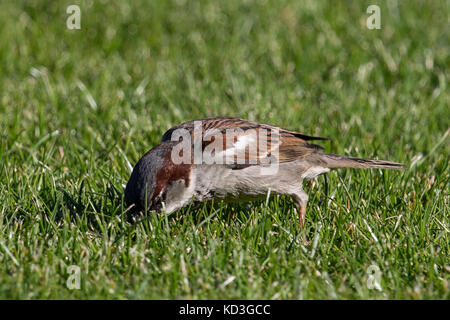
[0,0,448,299]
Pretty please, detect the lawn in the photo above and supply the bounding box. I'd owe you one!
[0,0,448,299]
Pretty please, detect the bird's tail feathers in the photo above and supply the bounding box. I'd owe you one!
[318,153,405,170]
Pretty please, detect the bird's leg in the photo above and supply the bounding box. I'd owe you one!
[298,203,306,229]
[292,190,309,229]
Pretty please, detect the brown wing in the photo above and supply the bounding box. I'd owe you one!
[161,117,328,168]
[162,117,328,141]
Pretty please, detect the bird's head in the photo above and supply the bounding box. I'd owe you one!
[124,140,192,220]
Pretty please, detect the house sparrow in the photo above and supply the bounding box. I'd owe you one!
[125,117,404,228]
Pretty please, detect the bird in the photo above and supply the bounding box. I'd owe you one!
[124,117,404,228]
